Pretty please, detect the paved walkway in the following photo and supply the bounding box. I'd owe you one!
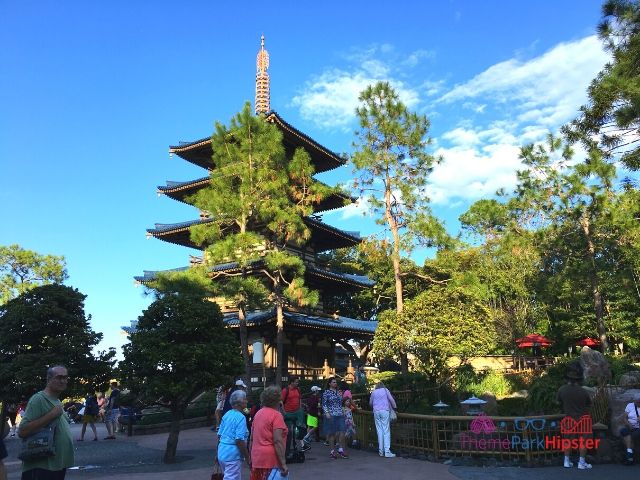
[4,423,639,479]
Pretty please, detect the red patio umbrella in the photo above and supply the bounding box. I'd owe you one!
[576,337,601,347]
[515,333,553,348]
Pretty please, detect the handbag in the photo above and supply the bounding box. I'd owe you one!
[210,460,223,480]
[389,409,398,422]
[18,422,57,461]
[18,392,60,461]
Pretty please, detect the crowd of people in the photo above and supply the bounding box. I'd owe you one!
[213,370,398,480]
[7,360,640,480]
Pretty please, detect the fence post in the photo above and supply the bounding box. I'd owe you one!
[432,418,440,459]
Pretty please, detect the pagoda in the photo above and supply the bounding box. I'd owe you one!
[135,37,376,385]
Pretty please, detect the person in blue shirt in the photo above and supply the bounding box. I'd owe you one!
[215,389,250,480]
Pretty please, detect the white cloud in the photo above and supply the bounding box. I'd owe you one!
[291,69,419,129]
[402,49,436,68]
[428,35,610,203]
[441,127,482,148]
[291,44,430,129]
[438,36,608,128]
[428,144,523,205]
[340,196,371,220]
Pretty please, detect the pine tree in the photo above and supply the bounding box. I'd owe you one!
[188,103,329,385]
[352,82,447,372]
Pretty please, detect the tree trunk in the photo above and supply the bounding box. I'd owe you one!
[358,342,372,365]
[238,306,252,388]
[580,215,609,352]
[163,408,184,464]
[385,175,408,373]
[275,301,285,387]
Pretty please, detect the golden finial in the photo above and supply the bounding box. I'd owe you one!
[255,35,270,114]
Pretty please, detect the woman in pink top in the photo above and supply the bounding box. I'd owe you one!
[249,386,288,480]
[369,381,397,458]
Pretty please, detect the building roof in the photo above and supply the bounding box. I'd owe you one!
[168,111,346,174]
[146,216,362,252]
[134,261,374,290]
[223,309,377,337]
[157,177,353,214]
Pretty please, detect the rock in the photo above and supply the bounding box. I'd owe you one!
[580,346,612,383]
[618,372,640,387]
[609,388,640,437]
[479,393,498,415]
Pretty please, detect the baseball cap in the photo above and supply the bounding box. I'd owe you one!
[235,379,248,388]
[311,386,321,392]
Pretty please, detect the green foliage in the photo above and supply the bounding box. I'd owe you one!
[564,0,640,169]
[120,293,242,409]
[525,358,573,414]
[0,284,116,404]
[374,287,496,379]
[366,371,437,392]
[321,239,427,320]
[454,365,530,399]
[0,244,68,304]
[353,82,449,370]
[497,397,528,416]
[607,355,640,382]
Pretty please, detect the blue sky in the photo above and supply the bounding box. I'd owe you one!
[0,1,610,356]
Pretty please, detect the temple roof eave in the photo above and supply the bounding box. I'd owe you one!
[168,111,346,174]
[157,177,354,214]
[146,216,362,252]
[134,262,374,290]
[223,309,377,337]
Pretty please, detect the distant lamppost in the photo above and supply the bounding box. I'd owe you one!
[568,345,573,356]
[460,395,487,416]
[433,401,449,415]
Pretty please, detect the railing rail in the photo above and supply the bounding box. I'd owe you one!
[353,410,565,463]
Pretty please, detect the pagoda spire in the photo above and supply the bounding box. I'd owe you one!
[255,35,270,115]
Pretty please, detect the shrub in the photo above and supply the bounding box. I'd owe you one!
[497,397,527,416]
[525,358,572,415]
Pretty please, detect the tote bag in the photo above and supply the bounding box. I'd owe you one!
[18,422,57,461]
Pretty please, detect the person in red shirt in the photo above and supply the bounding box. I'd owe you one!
[281,375,308,452]
[249,386,288,480]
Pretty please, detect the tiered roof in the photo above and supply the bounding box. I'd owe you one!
[158,177,352,213]
[169,111,345,173]
[146,216,362,252]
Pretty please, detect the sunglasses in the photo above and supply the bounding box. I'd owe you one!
[53,375,69,381]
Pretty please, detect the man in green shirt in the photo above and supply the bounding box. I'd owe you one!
[18,365,74,480]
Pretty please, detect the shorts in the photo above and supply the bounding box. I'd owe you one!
[307,414,318,428]
[82,414,97,424]
[322,415,346,436]
[620,427,640,441]
[106,408,120,423]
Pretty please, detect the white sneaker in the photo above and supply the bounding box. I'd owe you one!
[379,452,384,457]
[577,461,592,470]
[385,452,396,458]
[564,459,573,468]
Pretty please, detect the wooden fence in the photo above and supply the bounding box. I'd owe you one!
[353,410,565,464]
